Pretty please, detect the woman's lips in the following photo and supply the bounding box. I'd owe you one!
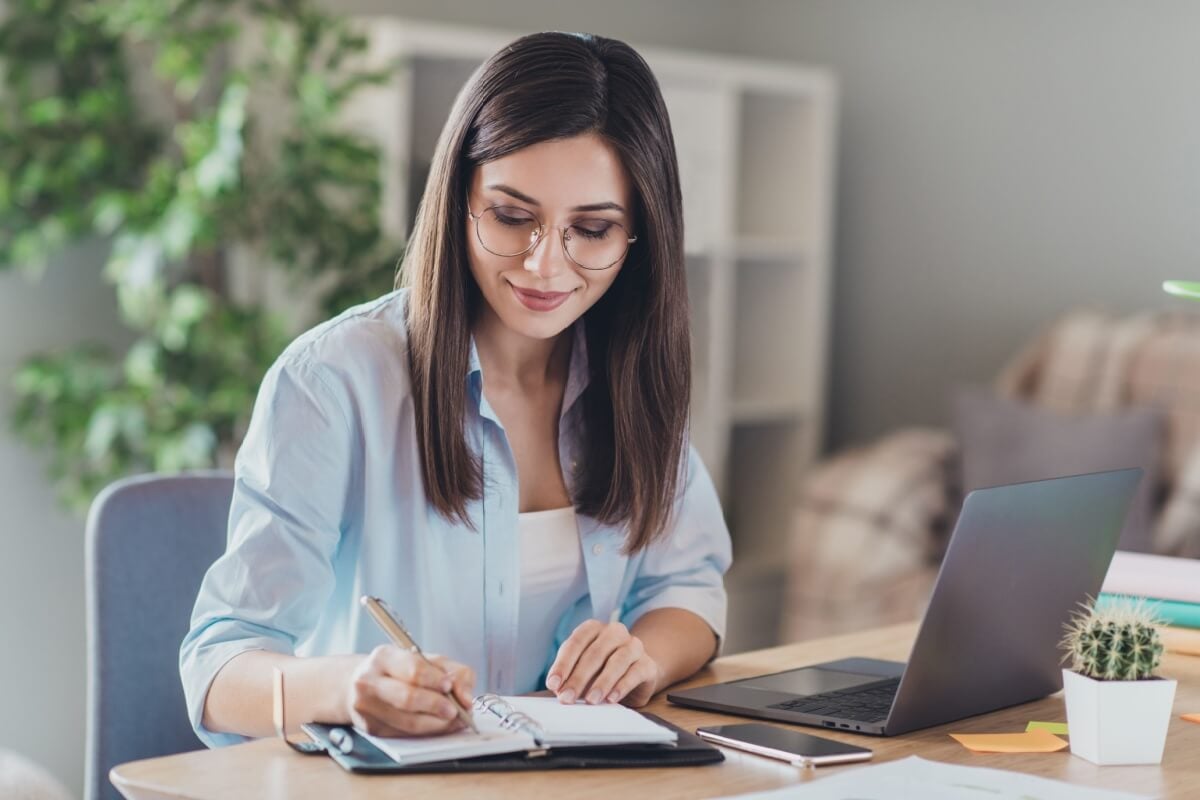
[510,283,573,312]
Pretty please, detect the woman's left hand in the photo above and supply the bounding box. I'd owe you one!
[545,619,663,707]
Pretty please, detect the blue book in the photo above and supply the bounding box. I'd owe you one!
[1097,593,1200,629]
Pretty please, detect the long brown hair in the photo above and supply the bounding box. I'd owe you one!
[400,31,690,553]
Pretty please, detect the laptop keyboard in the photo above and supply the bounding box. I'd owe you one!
[767,677,900,723]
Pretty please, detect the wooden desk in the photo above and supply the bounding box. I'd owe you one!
[112,622,1200,799]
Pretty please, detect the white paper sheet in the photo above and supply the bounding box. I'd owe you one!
[719,756,1152,800]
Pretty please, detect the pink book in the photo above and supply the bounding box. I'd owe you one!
[1100,551,1200,605]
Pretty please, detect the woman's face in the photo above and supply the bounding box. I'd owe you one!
[466,132,635,341]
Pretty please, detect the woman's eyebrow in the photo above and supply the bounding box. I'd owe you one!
[486,183,626,214]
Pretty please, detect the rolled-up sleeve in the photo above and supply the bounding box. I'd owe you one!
[620,445,733,658]
[179,356,353,747]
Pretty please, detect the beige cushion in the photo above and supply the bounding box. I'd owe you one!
[953,386,1164,553]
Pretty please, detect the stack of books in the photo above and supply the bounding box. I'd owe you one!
[1099,551,1200,638]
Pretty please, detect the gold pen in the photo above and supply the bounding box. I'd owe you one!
[359,595,479,734]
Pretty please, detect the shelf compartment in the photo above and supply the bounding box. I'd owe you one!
[731,259,808,414]
[730,397,807,425]
[732,236,809,264]
[725,419,813,562]
[660,82,732,255]
[736,91,821,242]
[686,254,717,468]
[405,56,484,233]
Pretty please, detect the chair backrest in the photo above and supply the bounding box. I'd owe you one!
[84,471,233,800]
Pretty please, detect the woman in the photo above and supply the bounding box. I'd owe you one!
[180,30,731,746]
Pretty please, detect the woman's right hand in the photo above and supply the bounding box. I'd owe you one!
[345,646,476,736]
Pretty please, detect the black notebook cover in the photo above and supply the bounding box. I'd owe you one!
[300,713,723,773]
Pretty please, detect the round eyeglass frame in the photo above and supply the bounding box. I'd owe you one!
[466,200,638,271]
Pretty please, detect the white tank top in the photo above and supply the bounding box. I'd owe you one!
[515,506,589,693]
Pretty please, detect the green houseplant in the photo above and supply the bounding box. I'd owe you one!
[1059,598,1176,765]
[1164,280,1200,300]
[1,0,404,511]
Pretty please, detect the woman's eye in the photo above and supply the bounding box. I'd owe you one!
[495,212,535,227]
[573,223,612,240]
[492,208,540,226]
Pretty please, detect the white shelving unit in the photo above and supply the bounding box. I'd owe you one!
[344,19,838,650]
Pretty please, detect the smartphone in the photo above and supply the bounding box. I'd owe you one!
[695,723,873,767]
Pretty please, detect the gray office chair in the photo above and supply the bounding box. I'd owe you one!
[84,470,233,800]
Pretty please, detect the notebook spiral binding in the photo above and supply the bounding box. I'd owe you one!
[473,694,546,745]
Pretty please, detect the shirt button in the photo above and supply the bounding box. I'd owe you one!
[592,543,604,556]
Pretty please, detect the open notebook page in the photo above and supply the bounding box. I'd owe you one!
[357,711,534,766]
[502,696,677,746]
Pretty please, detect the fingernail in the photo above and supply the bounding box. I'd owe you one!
[608,691,620,703]
[560,689,576,704]
[442,704,457,719]
[546,674,561,691]
[442,679,453,692]
[588,689,603,704]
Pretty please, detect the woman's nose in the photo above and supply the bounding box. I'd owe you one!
[522,228,571,278]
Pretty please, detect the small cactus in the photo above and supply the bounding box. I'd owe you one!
[1061,597,1164,681]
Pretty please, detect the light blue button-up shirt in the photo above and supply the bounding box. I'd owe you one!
[179,288,732,748]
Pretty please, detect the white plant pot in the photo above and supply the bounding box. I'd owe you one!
[1061,668,1177,765]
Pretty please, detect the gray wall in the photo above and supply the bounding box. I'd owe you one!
[728,0,1200,448]
[0,243,131,797]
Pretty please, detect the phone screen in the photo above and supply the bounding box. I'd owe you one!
[698,723,873,760]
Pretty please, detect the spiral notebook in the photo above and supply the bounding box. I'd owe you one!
[357,694,677,766]
[299,702,722,774]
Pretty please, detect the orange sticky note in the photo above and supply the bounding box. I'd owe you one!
[950,729,1068,753]
[1182,713,1200,724]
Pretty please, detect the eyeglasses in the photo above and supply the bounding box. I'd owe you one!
[466,201,637,271]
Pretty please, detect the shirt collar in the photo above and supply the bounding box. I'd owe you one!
[467,319,591,424]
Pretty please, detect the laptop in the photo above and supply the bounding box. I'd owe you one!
[668,468,1143,736]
